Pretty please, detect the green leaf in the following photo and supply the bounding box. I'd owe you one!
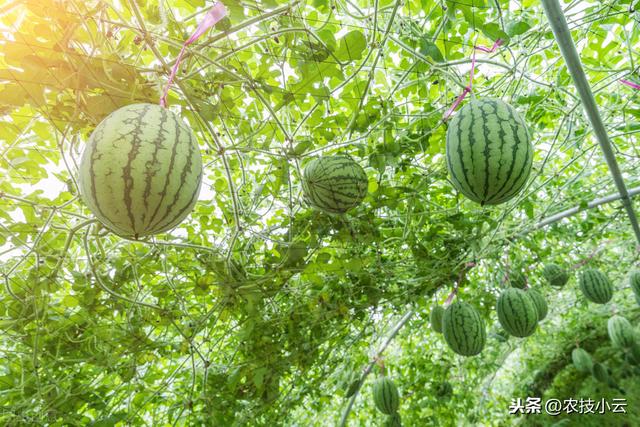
[62,295,79,307]
[419,39,444,62]
[507,21,531,37]
[481,23,510,43]
[335,30,366,62]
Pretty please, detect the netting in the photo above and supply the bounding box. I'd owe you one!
[1,0,640,425]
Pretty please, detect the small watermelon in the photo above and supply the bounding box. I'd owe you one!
[579,269,613,304]
[430,305,445,333]
[442,301,486,356]
[526,288,548,321]
[508,270,527,289]
[608,315,636,349]
[301,155,368,214]
[78,103,202,238]
[571,348,593,373]
[543,264,569,288]
[372,377,400,415]
[445,98,533,205]
[496,288,538,338]
[432,381,453,401]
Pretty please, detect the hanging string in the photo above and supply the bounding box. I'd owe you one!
[620,79,640,90]
[443,39,503,121]
[160,2,228,107]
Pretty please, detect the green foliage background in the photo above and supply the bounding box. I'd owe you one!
[1,0,640,425]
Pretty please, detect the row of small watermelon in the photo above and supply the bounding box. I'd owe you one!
[573,347,622,390]
[78,97,531,238]
[428,287,545,356]
[571,313,640,392]
[301,98,533,212]
[540,263,639,305]
[569,272,640,389]
[429,266,640,357]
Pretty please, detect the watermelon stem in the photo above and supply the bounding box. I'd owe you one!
[446,262,476,305]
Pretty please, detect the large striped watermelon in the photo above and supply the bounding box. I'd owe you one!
[372,377,400,415]
[446,98,533,205]
[301,155,367,214]
[579,269,613,304]
[497,288,538,337]
[543,263,569,288]
[442,301,486,356]
[78,103,202,238]
[607,315,636,348]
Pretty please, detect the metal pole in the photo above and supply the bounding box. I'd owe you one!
[541,0,640,246]
[514,186,640,237]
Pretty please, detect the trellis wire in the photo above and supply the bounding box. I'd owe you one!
[542,0,640,247]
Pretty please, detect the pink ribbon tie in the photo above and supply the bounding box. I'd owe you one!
[620,79,640,90]
[160,2,227,107]
[444,39,503,121]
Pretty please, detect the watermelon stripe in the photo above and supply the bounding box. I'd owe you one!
[145,113,182,231]
[490,102,520,202]
[152,135,202,233]
[490,100,506,200]
[86,115,112,229]
[480,101,492,201]
[491,104,529,203]
[121,104,150,235]
[454,107,482,200]
[149,119,194,232]
[596,273,605,300]
[450,304,464,350]
[140,106,168,227]
[450,101,477,202]
[383,386,391,411]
